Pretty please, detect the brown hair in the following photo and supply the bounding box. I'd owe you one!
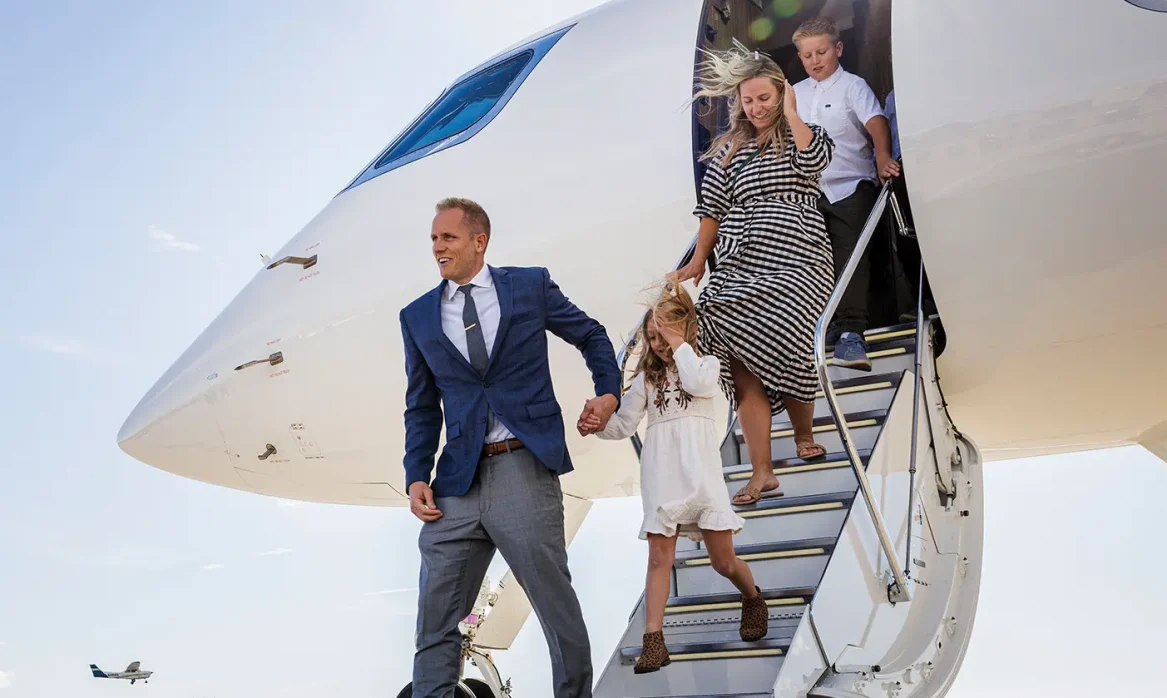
[631,278,700,392]
[435,197,491,241]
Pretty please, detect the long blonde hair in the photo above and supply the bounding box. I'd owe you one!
[693,47,790,167]
[630,278,700,392]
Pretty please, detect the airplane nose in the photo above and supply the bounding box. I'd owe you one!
[117,344,235,486]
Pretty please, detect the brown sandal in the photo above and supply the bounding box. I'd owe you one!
[795,437,827,461]
[634,630,671,674]
[740,586,769,642]
[731,481,782,506]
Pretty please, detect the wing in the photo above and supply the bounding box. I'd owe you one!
[126,661,140,672]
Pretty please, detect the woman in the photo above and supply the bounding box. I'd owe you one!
[676,48,836,505]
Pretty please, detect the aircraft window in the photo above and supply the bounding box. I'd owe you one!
[341,24,573,193]
[374,53,531,169]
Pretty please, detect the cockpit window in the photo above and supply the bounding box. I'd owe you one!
[340,24,573,193]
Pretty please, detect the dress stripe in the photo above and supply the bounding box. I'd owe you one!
[694,125,836,412]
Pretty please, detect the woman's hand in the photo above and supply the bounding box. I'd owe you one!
[675,257,707,286]
[783,80,798,119]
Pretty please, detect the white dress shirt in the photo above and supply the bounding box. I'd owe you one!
[441,264,515,443]
[794,67,885,204]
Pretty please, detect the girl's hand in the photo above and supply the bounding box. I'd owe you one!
[675,257,706,286]
[576,408,603,436]
[653,313,686,351]
[783,80,798,119]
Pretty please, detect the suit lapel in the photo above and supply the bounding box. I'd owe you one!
[430,281,477,375]
[487,265,513,373]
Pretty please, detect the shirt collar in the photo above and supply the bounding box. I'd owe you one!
[813,66,846,91]
[444,264,493,301]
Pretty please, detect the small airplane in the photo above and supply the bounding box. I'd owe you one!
[90,661,152,685]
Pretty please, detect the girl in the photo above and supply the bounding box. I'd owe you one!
[579,281,768,674]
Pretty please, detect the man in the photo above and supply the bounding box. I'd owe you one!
[793,17,900,371]
[399,197,621,698]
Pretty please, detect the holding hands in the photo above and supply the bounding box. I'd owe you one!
[577,393,617,437]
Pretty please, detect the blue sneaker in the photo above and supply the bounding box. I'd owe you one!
[832,332,872,372]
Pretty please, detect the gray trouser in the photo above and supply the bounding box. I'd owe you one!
[412,448,592,698]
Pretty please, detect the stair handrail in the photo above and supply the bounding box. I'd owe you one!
[813,180,912,604]
[614,234,700,458]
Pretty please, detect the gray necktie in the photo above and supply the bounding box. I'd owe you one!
[458,285,490,375]
[459,285,497,439]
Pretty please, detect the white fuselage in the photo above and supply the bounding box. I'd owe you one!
[117,0,1167,505]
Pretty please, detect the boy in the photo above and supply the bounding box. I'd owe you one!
[793,17,899,370]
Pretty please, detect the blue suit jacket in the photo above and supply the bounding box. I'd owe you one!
[400,265,622,498]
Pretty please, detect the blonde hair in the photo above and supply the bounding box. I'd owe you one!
[630,278,700,392]
[793,17,841,45]
[435,197,491,241]
[694,47,790,167]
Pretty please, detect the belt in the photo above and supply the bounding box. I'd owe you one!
[482,438,525,457]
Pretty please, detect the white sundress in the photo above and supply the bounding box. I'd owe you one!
[598,342,745,542]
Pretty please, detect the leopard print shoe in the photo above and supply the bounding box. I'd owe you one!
[739,586,769,642]
[634,630,671,674]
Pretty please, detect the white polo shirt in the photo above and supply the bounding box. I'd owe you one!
[794,67,885,204]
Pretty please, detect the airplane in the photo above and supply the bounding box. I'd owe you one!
[90,662,152,685]
[114,1,1167,697]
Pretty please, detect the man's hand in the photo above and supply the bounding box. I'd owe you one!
[877,153,901,182]
[577,394,618,436]
[409,481,443,523]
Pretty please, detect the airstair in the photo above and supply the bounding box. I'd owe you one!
[593,184,985,698]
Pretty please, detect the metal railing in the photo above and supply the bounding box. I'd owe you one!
[812,180,912,604]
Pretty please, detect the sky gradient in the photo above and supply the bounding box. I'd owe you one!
[1,1,1163,697]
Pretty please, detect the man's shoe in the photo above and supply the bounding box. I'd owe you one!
[832,332,872,372]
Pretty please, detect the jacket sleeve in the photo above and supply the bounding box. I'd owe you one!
[541,268,622,401]
[400,309,443,490]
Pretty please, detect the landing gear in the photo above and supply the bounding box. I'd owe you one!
[395,576,512,697]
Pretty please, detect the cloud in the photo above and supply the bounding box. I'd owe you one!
[20,335,87,356]
[200,563,225,571]
[344,606,362,612]
[256,547,294,557]
[276,499,300,509]
[0,670,13,689]
[148,225,200,252]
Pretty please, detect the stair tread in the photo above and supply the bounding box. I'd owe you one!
[667,586,817,608]
[675,537,836,566]
[743,408,888,440]
[620,636,790,657]
[723,448,870,477]
[825,370,904,392]
[732,490,855,514]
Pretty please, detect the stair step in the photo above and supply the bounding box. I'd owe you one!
[723,450,864,501]
[811,371,902,418]
[665,587,816,616]
[737,411,886,464]
[826,338,915,382]
[619,637,789,665]
[757,408,889,440]
[734,490,854,517]
[675,538,835,569]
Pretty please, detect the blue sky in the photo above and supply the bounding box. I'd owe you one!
[1,2,1164,697]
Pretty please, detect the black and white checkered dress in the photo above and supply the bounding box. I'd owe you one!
[693,124,836,414]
